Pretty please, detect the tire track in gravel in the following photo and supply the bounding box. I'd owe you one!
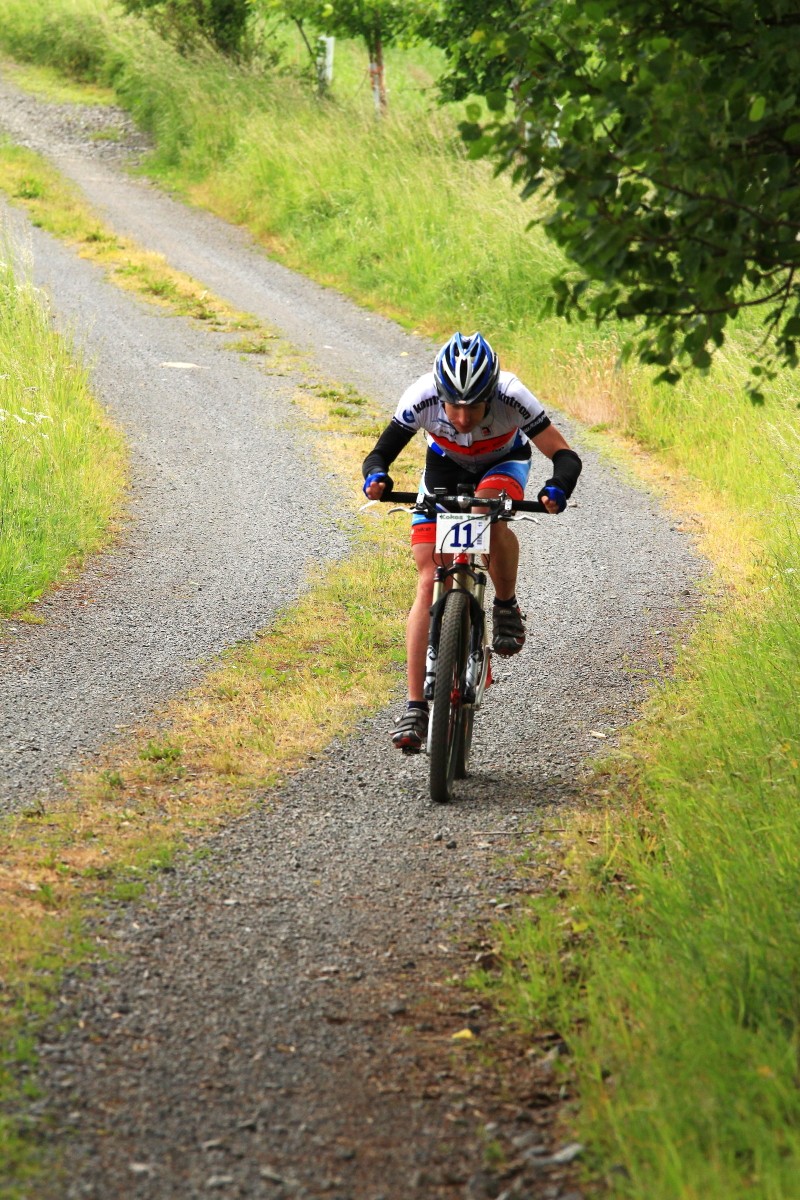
[0,80,705,1197]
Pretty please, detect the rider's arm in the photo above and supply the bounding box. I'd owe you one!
[531,425,582,512]
[362,420,416,496]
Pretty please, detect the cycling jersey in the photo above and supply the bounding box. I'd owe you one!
[362,364,582,549]
[392,370,551,470]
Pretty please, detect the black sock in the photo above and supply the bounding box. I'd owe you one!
[493,595,518,609]
[407,700,429,712]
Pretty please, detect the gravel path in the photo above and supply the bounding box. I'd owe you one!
[0,77,704,1197]
[0,205,352,809]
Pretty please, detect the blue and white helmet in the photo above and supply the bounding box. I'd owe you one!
[434,331,499,407]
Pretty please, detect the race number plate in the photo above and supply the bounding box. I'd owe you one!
[435,512,491,554]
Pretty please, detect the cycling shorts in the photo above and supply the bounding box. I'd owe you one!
[410,448,532,546]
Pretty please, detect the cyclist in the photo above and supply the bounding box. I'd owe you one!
[363,331,582,752]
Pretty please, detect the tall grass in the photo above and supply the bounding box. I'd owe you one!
[0,0,790,540]
[0,240,124,613]
[483,530,800,1197]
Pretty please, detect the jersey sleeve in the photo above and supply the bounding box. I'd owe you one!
[391,373,438,434]
[501,375,551,439]
[362,421,416,478]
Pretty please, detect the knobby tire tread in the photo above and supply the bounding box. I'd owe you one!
[455,703,474,780]
[429,591,470,804]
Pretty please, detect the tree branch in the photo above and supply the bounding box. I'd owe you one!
[293,18,316,67]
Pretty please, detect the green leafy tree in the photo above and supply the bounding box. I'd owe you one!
[433,0,800,394]
[272,0,430,110]
[120,0,252,56]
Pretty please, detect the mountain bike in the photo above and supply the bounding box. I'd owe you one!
[379,487,545,803]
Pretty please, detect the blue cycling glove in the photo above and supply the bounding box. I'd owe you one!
[539,484,567,513]
[363,471,389,497]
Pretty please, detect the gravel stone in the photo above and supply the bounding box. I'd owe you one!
[0,76,701,1198]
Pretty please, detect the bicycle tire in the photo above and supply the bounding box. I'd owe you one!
[429,590,471,803]
[457,620,491,778]
[455,705,474,780]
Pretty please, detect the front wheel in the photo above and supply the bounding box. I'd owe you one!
[454,705,474,780]
[429,591,471,803]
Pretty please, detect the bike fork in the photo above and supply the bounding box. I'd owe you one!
[423,566,450,702]
[464,572,489,706]
[424,563,489,705]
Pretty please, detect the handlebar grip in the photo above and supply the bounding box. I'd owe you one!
[380,491,420,503]
[511,499,548,513]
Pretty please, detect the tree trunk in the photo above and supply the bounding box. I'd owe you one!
[367,28,386,116]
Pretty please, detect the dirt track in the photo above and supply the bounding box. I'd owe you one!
[0,75,703,1199]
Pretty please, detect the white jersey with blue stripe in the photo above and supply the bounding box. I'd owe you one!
[392,370,550,470]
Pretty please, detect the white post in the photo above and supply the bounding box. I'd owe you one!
[317,36,335,92]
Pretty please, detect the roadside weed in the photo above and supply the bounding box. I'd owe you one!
[139,739,182,764]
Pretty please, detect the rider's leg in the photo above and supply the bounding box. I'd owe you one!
[474,485,519,601]
[407,540,437,701]
[477,464,530,656]
[391,537,436,751]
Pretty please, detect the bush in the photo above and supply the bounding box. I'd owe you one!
[118,0,251,56]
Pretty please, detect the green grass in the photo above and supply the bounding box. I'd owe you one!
[0,0,789,551]
[479,539,800,1198]
[0,247,125,614]
[0,56,115,105]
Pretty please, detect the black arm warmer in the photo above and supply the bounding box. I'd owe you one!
[362,420,416,492]
[541,447,582,499]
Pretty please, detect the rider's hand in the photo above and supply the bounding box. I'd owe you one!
[363,471,388,500]
[538,484,567,514]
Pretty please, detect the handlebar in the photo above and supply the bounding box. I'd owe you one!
[377,490,547,515]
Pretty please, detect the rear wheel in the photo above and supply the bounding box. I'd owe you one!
[429,591,471,803]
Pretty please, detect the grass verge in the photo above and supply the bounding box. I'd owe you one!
[0,233,124,615]
[0,138,264,335]
[0,55,115,105]
[472,536,800,1197]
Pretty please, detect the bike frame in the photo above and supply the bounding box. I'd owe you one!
[372,487,546,801]
[376,488,547,712]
